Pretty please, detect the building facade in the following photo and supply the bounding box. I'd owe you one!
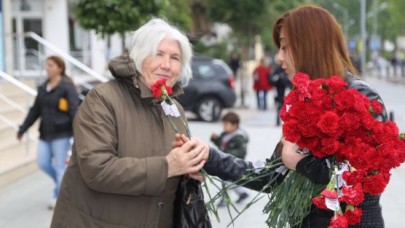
[1,0,123,76]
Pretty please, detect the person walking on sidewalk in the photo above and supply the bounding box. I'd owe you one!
[253,57,273,110]
[210,111,249,207]
[17,55,79,209]
[268,56,291,126]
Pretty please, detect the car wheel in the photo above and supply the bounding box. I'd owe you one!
[196,97,223,122]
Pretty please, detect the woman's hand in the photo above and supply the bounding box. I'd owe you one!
[280,138,306,170]
[170,134,209,182]
[166,137,208,178]
[16,132,23,141]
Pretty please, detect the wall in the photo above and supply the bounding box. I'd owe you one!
[43,0,69,56]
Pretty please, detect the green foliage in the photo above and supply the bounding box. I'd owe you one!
[162,0,192,31]
[203,0,311,55]
[206,0,273,43]
[194,41,228,61]
[380,0,405,40]
[74,0,192,37]
[74,0,160,37]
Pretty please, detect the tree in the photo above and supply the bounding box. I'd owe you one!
[74,0,192,51]
[162,0,192,31]
[74,0,161,37]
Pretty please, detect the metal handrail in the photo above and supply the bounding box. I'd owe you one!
[0,71,35,133]
[0,71,37,96]
[0,114,19,130]
[26,32,109,83]
[0,93,27,113]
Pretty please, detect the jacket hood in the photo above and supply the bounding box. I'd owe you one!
[108,54,137,79]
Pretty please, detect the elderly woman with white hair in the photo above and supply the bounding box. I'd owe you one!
[51,18,209,228]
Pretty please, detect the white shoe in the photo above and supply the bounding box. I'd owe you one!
[48,198,57,210]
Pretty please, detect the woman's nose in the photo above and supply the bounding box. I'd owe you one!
[276,49,284,63]
[161,56,171,69]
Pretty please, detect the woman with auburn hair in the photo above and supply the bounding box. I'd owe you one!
[274,5,385,227]
[174,4,387,228]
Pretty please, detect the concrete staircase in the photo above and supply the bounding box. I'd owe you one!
[0,80,39,188]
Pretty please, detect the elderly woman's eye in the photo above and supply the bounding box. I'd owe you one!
[171,56,181,61]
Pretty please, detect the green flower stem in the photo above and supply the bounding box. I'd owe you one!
[264,171,325,227]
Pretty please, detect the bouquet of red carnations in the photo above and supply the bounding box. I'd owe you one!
[280,72,405,227]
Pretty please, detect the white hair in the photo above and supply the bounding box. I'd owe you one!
[127,18,193,86]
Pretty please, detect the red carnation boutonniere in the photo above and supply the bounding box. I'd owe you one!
[150,79,180,117]
[151,79,173,100]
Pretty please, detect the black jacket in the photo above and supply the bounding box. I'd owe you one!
[19,78,79,140]
[204,73,386,228]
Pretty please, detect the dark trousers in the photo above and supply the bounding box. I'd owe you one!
[256,90,268,110]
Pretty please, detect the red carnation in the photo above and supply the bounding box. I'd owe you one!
[282,119,302,143]
[298,136,320,152]
[329,213,349,228]
[341,184,364,206]
[327,75,348,91]
[292,72,311,101]
[320,137,341,157]
[317,111,341,136]
[321,189,338,199]
[312,196,328,210]
[344,207,362,225]
[339,111,361,132]
[150,79,173,100]
[342,170,365,186]
[363,172,390,195]
[369,100,383,115]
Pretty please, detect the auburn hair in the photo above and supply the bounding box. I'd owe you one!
[273,5,357,79]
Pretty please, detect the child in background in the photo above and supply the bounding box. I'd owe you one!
[211,111,249,207]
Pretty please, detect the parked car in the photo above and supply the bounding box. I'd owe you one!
[178,56,236,122]
[79,56,236,122]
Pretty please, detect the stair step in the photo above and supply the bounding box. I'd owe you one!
[0,125,18,140]
[0,157,37,189]
[0,92,35,106]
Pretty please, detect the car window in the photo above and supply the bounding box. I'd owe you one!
[213,59,233,76]
[192,63,215,78]
[192,60,230,79]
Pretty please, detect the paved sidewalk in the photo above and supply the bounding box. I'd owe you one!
[0,171,53,227]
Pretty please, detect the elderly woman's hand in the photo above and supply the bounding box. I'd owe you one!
[170,134,209,182]
[166,137,208,178]
[280,138,306,170]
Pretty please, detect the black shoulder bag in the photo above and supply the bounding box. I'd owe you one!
[173,177,212,228]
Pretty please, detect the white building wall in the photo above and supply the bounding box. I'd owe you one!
[110,34,123,59]
[90,31,107,74]
[43,0,69,56]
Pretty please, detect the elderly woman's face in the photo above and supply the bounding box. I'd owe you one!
[276,28,296,81]
[140,38,182,88]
